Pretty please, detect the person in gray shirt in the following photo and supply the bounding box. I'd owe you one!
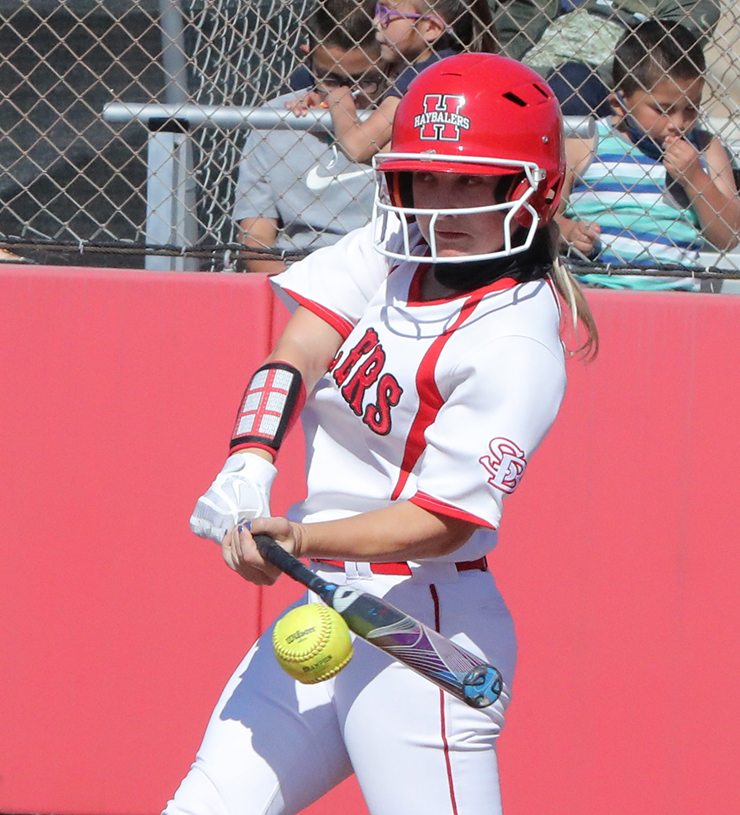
[234,0,388,274]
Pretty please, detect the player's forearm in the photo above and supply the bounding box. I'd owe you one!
[329,95,394,163]
[224,308,344,466]
[292,500,478,563]
[700,213,740,252]
[333,116,390,163]
[688,182,740,250]
[265,305,344,395]
[238,218,284,272]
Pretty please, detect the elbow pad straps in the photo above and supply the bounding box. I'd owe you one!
[230,362,306,455]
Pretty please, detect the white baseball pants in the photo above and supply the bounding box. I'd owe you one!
[163,562,517,815]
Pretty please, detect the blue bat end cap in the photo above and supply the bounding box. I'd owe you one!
[462,665,503,708]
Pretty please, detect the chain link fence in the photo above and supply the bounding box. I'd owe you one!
[0,0,739,281]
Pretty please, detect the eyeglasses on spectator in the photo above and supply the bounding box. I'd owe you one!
[374,3,426,28]
[313,70,386,95]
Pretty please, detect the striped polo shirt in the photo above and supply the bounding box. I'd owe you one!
[566,118,704,268]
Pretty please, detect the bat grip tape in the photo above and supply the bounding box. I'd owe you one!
[254,534,327,596]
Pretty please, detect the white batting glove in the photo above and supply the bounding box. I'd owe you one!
[189,452,277,543]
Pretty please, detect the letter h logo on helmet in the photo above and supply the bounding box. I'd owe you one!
[413,94,470,142]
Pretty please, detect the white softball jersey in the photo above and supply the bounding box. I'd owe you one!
[272,219,567,563]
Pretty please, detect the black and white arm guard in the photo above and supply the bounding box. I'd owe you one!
[230,361,306,455]
[189,362,305,543]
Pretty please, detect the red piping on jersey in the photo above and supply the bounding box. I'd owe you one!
[410,492,495,529]
[280,288,354,340]
[390,282,514,502]
[430,583,460,815]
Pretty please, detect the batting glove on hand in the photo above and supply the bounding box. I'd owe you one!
[190,452,277,543]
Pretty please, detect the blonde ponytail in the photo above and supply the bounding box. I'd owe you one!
[538,221,598,359]
[551,254,599,360]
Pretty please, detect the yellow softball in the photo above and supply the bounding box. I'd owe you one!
[272,603,354,684]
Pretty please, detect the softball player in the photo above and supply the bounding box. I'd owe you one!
[169,53,597,815]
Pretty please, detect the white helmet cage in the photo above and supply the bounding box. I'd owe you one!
[371,152,549,264]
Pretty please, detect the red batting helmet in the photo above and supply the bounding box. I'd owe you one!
[372,53,565,263]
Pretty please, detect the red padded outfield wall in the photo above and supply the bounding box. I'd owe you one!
[0,265,738,815]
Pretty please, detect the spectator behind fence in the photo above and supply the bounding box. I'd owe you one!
[556,21,740,291]
[290,1,498,164]
[233,0,388,274]
[489,0,720,117]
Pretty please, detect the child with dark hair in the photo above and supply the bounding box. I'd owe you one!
[557,21,740,290]
[291,1,498,163]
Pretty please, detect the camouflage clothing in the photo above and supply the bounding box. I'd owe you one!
[489,0,721,81]
[521,8,625,75]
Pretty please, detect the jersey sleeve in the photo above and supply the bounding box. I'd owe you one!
[270,221,392,339]
[411,334,566,529]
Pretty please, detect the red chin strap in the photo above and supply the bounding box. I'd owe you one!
[230,362,306,456]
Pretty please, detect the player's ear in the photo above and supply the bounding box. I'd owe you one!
[299,43,310,56]
[418,14,446,44]
[608,92,627,119]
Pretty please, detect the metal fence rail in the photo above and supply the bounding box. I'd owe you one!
[1,0,739,278]
[0,0,311,269]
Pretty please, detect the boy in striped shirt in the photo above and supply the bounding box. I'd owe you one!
[557,21,739,290]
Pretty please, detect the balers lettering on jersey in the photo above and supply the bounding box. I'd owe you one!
[330,327,403,435]
[479,437,527,494]
[414,94,470,141]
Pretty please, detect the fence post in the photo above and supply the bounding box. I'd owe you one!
[145,121,199,272]
[147,0,199,272]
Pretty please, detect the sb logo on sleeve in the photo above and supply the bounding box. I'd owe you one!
[479,438,527,494]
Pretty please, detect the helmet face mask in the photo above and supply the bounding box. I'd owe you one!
[372,53,565,265]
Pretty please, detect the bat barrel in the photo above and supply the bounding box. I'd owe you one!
[462,665,503,709]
